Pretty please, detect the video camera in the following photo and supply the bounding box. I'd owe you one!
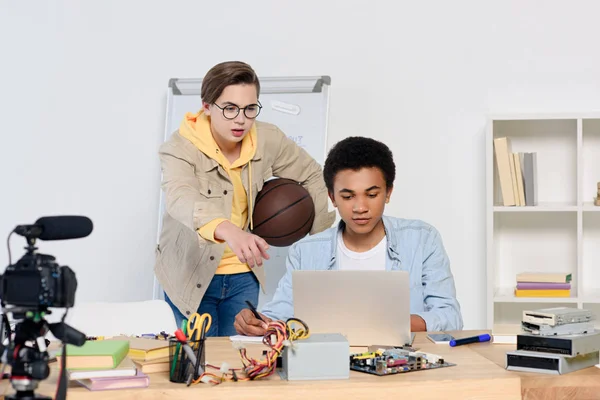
[0,216,93,400]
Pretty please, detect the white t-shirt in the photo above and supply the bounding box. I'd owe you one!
[336,230,386,271]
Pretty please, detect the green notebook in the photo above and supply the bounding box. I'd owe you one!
[55,340,129,370]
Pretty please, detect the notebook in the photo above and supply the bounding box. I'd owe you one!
[76,370,149,391]
[133,356,170,374]
[516,272,572,283]
[67,356,137,380]
[127,337,169,361]
[55,340,129,370]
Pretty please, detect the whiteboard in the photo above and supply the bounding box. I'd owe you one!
[153,76,331,309]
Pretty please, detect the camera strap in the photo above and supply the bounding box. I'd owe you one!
[54,343,68,400]
[54,310,70,400]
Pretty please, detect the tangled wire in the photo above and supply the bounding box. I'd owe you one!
[192,318,310,385]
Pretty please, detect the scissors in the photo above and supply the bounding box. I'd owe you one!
[186,312,212,348]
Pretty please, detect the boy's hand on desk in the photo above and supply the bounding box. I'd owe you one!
[215,221,270,268]
[234,309,272,336]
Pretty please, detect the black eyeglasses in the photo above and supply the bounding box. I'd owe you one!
[213,101,262,120]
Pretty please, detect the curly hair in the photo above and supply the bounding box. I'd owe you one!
[323,136,396,193]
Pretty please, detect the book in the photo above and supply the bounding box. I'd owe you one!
[513,153,526,206]
[67,356,137,380]
[56,340,129,370]
[516,272,572,283]
[493,137,516,206]
[109,336,169,361]
[509,153,520,205]
[522,152,537,206]
[132,356,170,374]
[76,370,149,391]
[516,282,571,290]
[514,289,571,297]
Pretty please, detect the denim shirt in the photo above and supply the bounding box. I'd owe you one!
[260,215,464,331]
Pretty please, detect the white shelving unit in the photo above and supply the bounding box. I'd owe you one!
[486,113,600,331]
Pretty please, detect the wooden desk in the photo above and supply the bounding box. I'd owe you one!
[1,331,598,400]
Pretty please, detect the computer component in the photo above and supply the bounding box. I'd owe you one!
[522,320,595,336]
[516,330,600,357]
[522,307,593,327]
[292,270,411,346]
[367,344,417,353]
[279,333,349,381]
[506,349,599,375]
[350,348,455,376]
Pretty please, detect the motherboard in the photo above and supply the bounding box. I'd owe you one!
[349,348,456,376]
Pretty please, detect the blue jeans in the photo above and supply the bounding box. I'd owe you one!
[164,272,259,337]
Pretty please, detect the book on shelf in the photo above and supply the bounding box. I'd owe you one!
[516,282,571,290]
[516,272,571,283]
[513,153,525,206]
[514,289,571,297]
[514,272,572,297]
[522,152,537,206]
[493,137,537,206]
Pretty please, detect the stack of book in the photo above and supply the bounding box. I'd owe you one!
[117,336,171,374]
[514,272,572,297]
[56,339,149,391]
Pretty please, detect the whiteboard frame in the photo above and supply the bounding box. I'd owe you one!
[152,76,331,300]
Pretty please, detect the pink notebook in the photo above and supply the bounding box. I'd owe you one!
[76,370,149,391]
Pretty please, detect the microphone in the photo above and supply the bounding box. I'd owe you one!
[14,216,93,241]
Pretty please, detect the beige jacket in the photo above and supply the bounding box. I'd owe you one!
[154,121,335,318]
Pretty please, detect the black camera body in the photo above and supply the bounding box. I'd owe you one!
[0,252,77,310]
[0,216,92,400]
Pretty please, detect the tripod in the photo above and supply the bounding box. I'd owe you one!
[1,308,86,400]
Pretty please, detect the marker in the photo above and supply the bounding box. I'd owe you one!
[449,334,491,347]
[245,300,266,323]
[175,329,197,366]
[170,320,187,379]
[140,333,157,339]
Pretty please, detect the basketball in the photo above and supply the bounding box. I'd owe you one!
[251,178,315,247]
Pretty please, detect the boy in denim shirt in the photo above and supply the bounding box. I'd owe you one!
[234,137,463,335]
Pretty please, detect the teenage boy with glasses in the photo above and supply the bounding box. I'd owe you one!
[156,61,335,336]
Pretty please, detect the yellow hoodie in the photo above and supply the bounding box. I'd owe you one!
[178,110,257,275]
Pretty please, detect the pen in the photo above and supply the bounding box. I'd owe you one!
[170,320,186,378]
[194,318,209,378]
[245,300,265,323]
[449,334,491,347]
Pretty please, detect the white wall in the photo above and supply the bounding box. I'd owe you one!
[2,0,600,329]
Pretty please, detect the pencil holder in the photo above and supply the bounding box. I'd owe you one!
[169,337,206,383]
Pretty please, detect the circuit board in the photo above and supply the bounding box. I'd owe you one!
[349,348,456,376]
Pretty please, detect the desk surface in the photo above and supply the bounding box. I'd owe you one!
[2,331,599,400]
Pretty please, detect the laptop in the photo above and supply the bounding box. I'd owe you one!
[292,270,412,347]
